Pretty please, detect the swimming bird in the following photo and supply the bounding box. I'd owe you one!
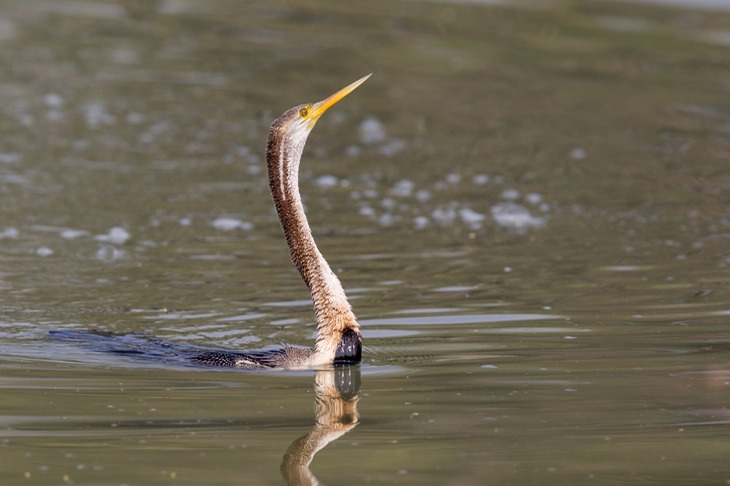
[193,74,371,369]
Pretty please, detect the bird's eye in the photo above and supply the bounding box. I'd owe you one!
[298,107,309,118]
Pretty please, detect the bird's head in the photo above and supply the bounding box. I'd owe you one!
[271,74,372,147]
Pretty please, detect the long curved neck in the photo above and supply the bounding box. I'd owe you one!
[266,125,359,360]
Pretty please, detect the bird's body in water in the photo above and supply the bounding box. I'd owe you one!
[193,75,371,370]
[51,75,370,370]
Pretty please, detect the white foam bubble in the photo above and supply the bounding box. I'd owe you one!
[95,245,125,261]
[380,198,397,210]
[83,102,116,128]
[415,189,431,202]
[359,116,387,144]
[36,247,54,257]
[358,205,376,218]
[378,213,396,226]
[432,204,458,226]
[0,153,20,164]
[413,216,429,230]
[126,112,145,124]
[0,227,19,239]
[60,229,88,240]
[95,227,131,245]
[43,93,64,108]
[473,174,489,185]
[315,175,339,189]
[491,202,546,232]
[211,217,253,231]
[570,147,586,160]
[390,179,414,197]
[378,138,406,157]
[459,207,486,229]
[344,144,361,157]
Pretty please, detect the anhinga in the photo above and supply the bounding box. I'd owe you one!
[194,74,371,369]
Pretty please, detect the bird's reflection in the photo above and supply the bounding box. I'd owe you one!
[281,366,361,486]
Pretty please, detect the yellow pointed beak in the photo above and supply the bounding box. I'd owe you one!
[307,74,371,128]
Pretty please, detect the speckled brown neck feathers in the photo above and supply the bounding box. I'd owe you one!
[266,108,361,367]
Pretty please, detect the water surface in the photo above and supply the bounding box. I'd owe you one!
[1,0,729,484]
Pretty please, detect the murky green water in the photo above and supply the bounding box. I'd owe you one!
[1,0,729,484]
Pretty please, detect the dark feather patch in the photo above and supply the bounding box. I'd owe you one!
[334,328,362,364]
